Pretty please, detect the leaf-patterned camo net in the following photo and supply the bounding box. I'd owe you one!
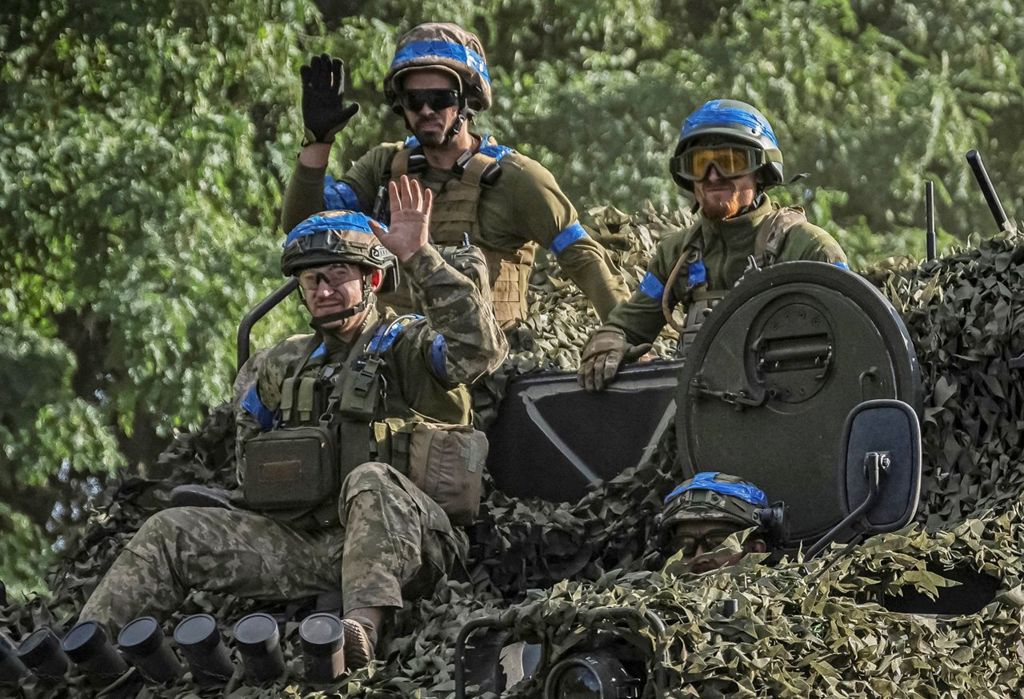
[4,207,1024,697]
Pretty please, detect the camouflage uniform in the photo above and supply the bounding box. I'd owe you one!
[80,244,507,630]
[606,193,848,346]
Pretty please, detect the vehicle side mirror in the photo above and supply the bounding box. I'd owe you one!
[805,399,922,558]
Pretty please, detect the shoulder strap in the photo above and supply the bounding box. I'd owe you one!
[460,152,496,187]
[660,220,705,333]
[755,206,806,267]
[391,147,413,180]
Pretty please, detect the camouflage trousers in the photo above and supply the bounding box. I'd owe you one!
[79,462,465,631]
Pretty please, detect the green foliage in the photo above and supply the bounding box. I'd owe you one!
[2,0,1023,597]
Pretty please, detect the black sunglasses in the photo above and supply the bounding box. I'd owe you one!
[398,89,461,112]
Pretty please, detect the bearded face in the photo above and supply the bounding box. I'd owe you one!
[693,167,759,221]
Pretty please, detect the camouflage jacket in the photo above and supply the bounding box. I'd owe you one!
[607,195,849,345]
[281,136,628,323]
[236,245,508,469]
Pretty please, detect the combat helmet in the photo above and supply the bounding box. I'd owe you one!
[660,472,783,540]
[281,210,398,293]
[669,99,785,191]
[383,22,492,114]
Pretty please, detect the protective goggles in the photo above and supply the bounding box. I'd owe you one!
[297,263,364,291]
[671,144,765,181]
[666,528,734,557]
[397,89,461,113]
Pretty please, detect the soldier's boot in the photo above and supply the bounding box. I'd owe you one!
[341,616,376,670]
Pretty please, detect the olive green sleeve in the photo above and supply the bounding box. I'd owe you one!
[497,155,629,320]
[401,245,508,385]
[779,223,849,266]
[556,241,630,321]
[281,145,397,233]
[605,232,689,346]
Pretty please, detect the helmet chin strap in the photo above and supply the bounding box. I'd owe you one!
[442,108,470,144]
[308,275,375,330]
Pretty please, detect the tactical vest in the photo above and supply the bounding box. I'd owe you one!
[388,137,534,328]
[665,206,808,356]
[273,316,424,525]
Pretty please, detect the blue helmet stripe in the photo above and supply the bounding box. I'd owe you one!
[392,40,491,84]
[663,471,769,506]
[682,100,779,148]
[284,212,382,248]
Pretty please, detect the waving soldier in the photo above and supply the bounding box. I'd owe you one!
[76,178,507,670]
[579,100,849,391]
[284,22,628,332]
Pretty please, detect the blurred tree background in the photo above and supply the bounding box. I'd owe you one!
[1,0,1022,595]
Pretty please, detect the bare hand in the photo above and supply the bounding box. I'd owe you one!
[369,175,432,263]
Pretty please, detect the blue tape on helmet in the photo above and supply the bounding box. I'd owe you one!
[681,100,779,148]
[550,222,588,256]
[392,40,491,84]
[429,334,448,381]
[833,260,849,270]
[284,212,382,247]
[638,271,666,300]
[688,258,707,288]
[663,471,769,506]
[323,177,364,213]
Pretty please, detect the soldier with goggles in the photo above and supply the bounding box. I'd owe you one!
[579,99,849,391]
[656,472,788,574]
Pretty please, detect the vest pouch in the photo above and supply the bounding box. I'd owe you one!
[402,422,488,526]
[241,425,339,510]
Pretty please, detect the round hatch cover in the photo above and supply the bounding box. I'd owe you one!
[675,262,921,542]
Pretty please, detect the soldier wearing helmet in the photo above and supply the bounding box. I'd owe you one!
[579,100,848,391]
[76,178,507,671]
[658,472,787,574]
[283,22,628,331]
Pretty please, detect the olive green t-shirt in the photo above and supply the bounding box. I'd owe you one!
[282,139,628,320]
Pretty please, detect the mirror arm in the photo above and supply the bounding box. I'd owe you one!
[805,452,887,559]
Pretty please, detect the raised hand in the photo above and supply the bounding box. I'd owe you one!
[300,53,360,144]
[368,176,433,263]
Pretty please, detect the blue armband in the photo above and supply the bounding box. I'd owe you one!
[550,222,588,256]
[240,385,274,431]
[429,335,449,381]
[638,272,666,300]
[323,176,364,212]
[688,259,707,288]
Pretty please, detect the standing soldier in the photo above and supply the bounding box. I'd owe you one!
[579,99,848,391]
[284,22,628,331]
[76,178,507,670]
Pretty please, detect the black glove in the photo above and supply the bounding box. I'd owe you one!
[300,53,360,145]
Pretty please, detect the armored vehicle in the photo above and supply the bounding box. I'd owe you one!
[3,157,1023,698]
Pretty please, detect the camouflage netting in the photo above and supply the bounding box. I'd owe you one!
[5,207,1024,697]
